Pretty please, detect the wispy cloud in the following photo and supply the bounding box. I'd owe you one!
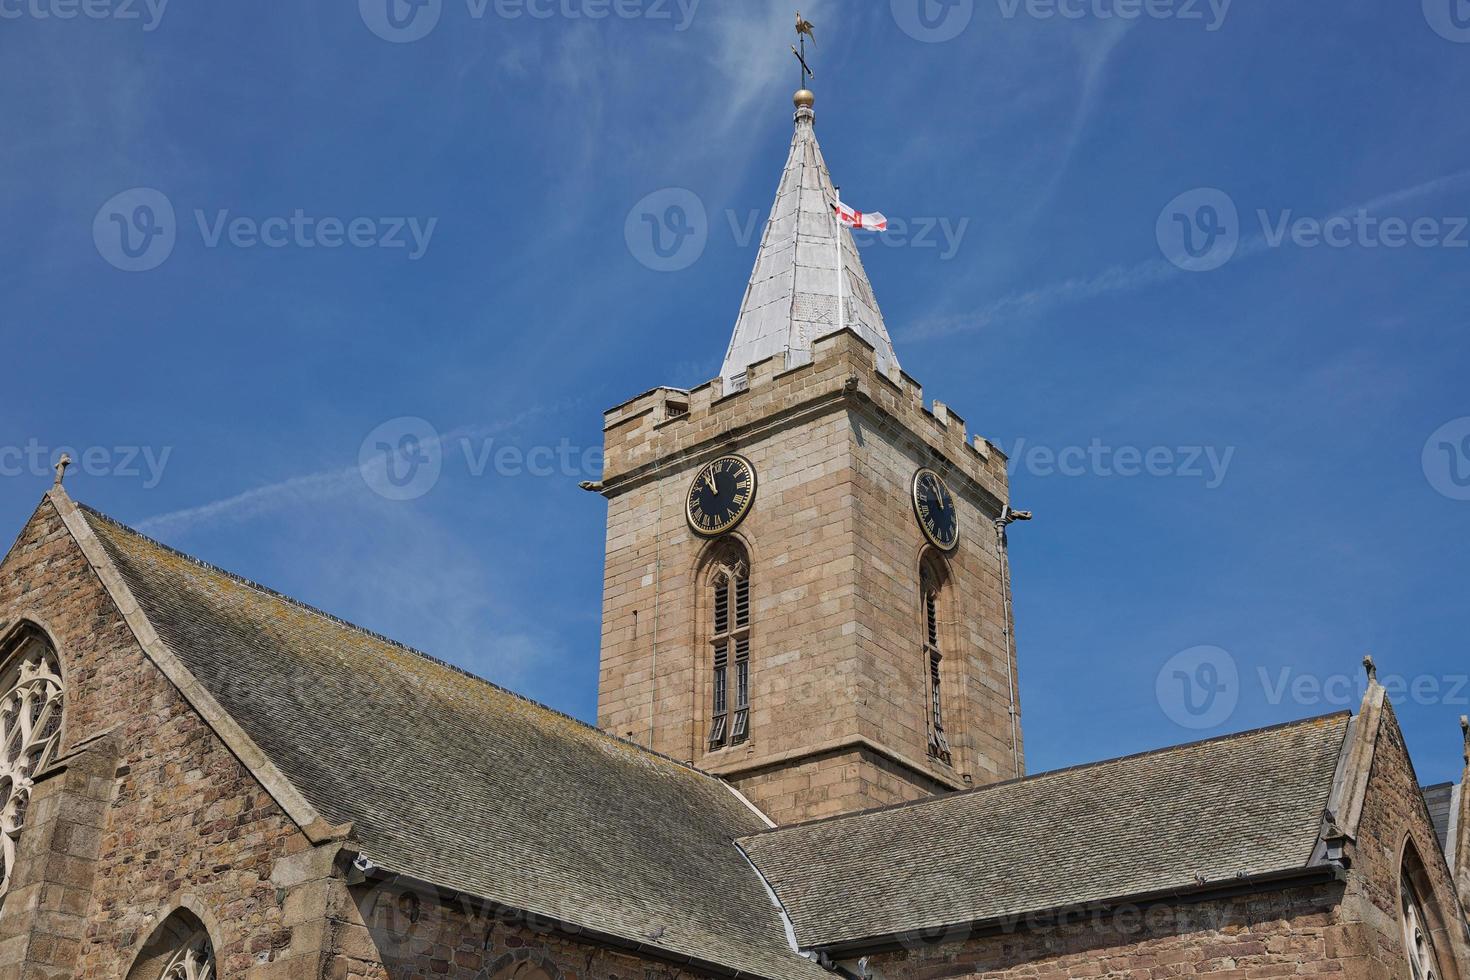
[902,168,1470,342]
[136,412,545,538]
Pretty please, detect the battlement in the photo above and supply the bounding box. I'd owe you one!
[601,328,1008,510]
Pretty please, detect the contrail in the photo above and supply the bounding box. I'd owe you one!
[902,168,1470,342]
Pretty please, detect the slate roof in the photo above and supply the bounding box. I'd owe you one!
[739,714,1350,952]
[720,97,899,388]
[1424,782,1456,856]
[76,505,825,980]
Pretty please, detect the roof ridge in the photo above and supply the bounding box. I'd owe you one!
[74,500,734,790]
[743,710,1353,836]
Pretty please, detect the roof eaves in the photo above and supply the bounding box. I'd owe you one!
[809,864,1346,958]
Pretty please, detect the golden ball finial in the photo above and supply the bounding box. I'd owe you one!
[794,89,815,109]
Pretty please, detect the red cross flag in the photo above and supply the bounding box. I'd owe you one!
[832,199,888,232]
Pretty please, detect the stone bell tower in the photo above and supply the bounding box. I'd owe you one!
[593,89,1023,826]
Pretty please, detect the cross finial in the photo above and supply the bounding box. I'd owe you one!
[1362,654,1377,685]
[53,453,71,488]
[1460,715,1468,765]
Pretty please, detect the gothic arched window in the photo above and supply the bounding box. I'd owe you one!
[159,931,215,980]
[707,546,751,749]
[920,559,951,764]
[127,909,216,980]
[0,626,64,900]
[1402,866,1444,980]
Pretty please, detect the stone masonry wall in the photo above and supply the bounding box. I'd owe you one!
[0,499,318,977]
[597,328,1017,823]
[725,745,950,828]
[854,883,1348,980]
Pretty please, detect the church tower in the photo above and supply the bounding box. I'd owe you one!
[594,89,1023,825]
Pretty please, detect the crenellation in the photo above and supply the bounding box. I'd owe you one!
[600,329,1008,507]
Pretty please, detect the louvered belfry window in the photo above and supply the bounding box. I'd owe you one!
[708,553,751,748]
[922,567,952,764]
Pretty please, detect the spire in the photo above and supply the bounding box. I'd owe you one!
[719,90,900,389]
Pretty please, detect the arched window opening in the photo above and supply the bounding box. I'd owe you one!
[127,909,216,980]
[486,950,562,980]
[707,546,751,749]
[1402,861,1447,980]
[0,626,64,901]
[921,561,951,764]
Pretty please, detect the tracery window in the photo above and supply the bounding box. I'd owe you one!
[0,628,64,900]
[159,928,215,980]
[128,910,216,980]
[707,547,751,749]
[921,562,951,764]
[1402,869,1443,980]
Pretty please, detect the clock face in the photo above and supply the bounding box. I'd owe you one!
[687,455,757,537]
[913,468,959,551]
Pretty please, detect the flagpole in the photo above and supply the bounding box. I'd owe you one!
[834,187,846,338]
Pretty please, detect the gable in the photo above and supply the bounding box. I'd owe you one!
[66,498,826,980]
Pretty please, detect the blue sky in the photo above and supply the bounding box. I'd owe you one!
[3,0,1469,785]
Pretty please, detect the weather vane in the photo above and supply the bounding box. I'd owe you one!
[792,11,816,91]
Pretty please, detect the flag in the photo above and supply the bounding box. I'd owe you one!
[832,200,887,232]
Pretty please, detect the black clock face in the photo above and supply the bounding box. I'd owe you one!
[913,468,959,551]
[687,455,757,537]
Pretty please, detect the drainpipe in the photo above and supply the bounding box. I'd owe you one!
[994,505,1032,780]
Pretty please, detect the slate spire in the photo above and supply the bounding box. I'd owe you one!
[719,91,900,388]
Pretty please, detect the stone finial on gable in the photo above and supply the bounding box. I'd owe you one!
[1461,715,1468,766]
[53,453,71,488]
[1362,654,1378,687]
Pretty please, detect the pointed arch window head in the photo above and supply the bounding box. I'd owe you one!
[920,561,951,765]
[708,547,751,749]
[128,909,216,980]
[1402,868,1443,980]
[0,627,64,901]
